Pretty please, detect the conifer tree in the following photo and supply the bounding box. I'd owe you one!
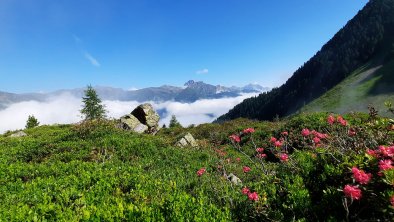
[169,115,181,128]
[80,85,107,120]
[25,115,39,129]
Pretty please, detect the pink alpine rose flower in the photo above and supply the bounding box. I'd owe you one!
[312,131,328,139]
[281,131,289,136]
[343,185,362,200]
[256,148,264,153]
[243,128,255,134]
[229,134,241,143]
[257,153,267,159]
[327,115,335,125]
[242,187,250,195]
[243,166,251,173]
[366,149,377,157]
[197,168,206,177]
[301,128,310,137]
[280,153,289,162]
[313,137,321,144]
[248,192,259,201]
[379,159,393,171]
[270,137,277,143]
[390,195,394,207]
[236,157,241,162]
[379,145,394,157]
[274,140,283,147]
[351,167,372,185]
[337,116,347,126]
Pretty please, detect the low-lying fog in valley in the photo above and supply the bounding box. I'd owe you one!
[0,93,258,133]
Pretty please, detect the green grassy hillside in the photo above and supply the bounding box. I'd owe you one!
[301,58,394,115]
[1,113,394,221]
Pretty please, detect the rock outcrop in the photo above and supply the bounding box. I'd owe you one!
[119,103,160,134]
[176,133,198,147]
[9,131,27,138]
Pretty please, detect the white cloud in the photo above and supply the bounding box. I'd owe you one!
[0,93,83,133]
[196,68,209,75]
[84,52,101,67]
[127,87,139,91]
[0,93,258,133]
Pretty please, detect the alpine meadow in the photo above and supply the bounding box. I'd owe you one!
[1,0,394,221]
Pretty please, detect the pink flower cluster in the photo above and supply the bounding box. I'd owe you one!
[256,147,267,159]
[379,159,393,171]
[337,116,347,126]
[378,145,394,158]
[243,166,251,173]
[301,128,328,147]
[229,134,241,143]
[241,187,259,201]
[343,167,372,200]
[270,137,283,147]
[352,167,372,184]
[327,115,335,125]
[345,145,394,202]
[230,128,257,143]
[365,145,394,173]
[343,185,362,200]
[327,114,348,126]
[280,153,289,162]
[301,129,310,137]
[243,128,255,134]
[196,168,206,177]
[256,147,264,153]
[366,145,394,159]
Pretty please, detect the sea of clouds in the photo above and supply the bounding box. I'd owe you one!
[0,93,257,133]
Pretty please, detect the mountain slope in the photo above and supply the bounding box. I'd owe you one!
[301,56,394,115]
[218,0,394,122]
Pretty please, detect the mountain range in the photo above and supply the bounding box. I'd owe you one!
[0,81,269,110]
[218,0,394,122]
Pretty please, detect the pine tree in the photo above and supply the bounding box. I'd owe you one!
[25,115,39,129]
[80,85,107,120]
[169,115,181,128]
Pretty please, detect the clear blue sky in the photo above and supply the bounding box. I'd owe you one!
[0,0,368,93]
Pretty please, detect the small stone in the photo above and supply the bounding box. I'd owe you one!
[227,173,242,186]
[176,133,198,148]
[176,138,188,147]
[184,133,198,147]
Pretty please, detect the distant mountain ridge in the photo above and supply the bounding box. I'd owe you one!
[0,81,269,109]
[218,0,394,122]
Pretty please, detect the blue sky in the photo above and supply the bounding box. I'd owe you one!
[0,0,368,93]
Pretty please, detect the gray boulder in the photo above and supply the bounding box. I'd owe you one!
[176,133,198,147]
[227,173,242,186]
[119,103,160,134]
[120,114,141,130]
[10,131,27,138]
[131,103,160,129]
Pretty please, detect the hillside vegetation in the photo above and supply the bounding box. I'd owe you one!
[301,56,394,115]
[218,0,394,122]
[1,111,394,221]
